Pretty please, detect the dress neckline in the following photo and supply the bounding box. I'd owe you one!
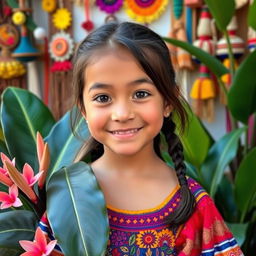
[107,184,180,215]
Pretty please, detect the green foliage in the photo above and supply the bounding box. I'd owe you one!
[0,210,37,255]
[228,50,256,124]
[164,1,256,254]
[1,87,55,170]
[0,87,107,255]
[47,162,109,256]
[204,0,235,31]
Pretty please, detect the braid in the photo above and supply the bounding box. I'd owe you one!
[161,116,196,226]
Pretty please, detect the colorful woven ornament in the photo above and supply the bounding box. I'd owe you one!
[49,32,74,62]
[124,0,168,24]
[42,0,57,13]
[190,6,216,122]
[248,26,256,52]
[52,8,72,30]
[96,0,123,14]
[12,11,26,25]
[82,0,94,32]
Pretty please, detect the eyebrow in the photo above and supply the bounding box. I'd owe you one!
[88,78,154,92]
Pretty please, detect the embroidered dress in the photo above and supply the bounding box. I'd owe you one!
[38,178,244,256]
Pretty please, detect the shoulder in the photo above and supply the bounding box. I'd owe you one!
[187,177,213,209]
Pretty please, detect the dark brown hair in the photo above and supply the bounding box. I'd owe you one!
[71,21,195,226]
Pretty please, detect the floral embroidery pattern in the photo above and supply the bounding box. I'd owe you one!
[136,230,159,248]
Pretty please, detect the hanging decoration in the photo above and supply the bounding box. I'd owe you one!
[11,0,40,62]
[0,23,26,80]
[190,6,216,122]
[216,16,244,103]
[96,0,123,21]
[52,8,72,30]
[124,0,168,24]
[42,0,57,13]
[49,32,74,71]
[81,0,94,32]
[184,0,203,7]
[216,16,245,131]
[248,26,256,52]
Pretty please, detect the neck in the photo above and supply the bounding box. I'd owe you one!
[92,144,165,177]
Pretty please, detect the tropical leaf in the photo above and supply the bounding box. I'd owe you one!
[0,87,55,170]
[163,37,228,77]
[204,0,235,31]
[200,127,246,196]
[228,50,256,124]
[47,162,109,256]
[175,108,214,170]
[234,147,256,221]
[0,210,37,254]
[226,222,248,247]
[248,0,256,31]
[45,108,89,184]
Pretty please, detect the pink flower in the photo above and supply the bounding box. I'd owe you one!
[0,167,13,186]
[1,152,15,170]
[19,227,57,256]
[0,184,22,209]
[22,163,43,187]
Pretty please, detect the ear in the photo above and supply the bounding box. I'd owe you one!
[78,102,87,120]
[163,104,173,118]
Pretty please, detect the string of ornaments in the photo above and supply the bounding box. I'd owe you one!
[41,0,74,72]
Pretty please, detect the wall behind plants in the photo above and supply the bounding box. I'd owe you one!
[31,1,227,139]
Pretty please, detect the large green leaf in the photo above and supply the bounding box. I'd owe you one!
[226,222,248,247]
[45,109,89,184]
[163,37,228,77]
[235,147,256,219]
[47,162,109,256]
[204,0,235,32]
[200,127,246,196]
[228,50,256,124]
[0,87,55,170]
[175,108,214,170]
[248,0,256,31]
[0,210,37,254]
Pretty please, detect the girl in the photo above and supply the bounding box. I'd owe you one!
[40,22,243,256]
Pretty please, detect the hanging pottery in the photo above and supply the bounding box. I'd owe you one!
[184,0,203,7]
[124,0,168,24]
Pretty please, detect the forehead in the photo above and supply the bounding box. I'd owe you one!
[84,47,149,86]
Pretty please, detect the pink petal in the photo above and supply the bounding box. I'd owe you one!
[0,191,11,202]
[45,240,57,255]
[23,164,34,184]
[9,184,18,199]
[1,153,12,164]
[0,167,7,175]
[29,171,44,186]
[20,252,41,256]
[19,240,41,253]
[12,197,22,207]
[34,227,47,251]
[0,201,13,209]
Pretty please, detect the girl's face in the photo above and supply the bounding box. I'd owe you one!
[82,47,171,157]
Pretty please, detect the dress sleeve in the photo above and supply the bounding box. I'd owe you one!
[38,212,64,256]
[175,194,244,256]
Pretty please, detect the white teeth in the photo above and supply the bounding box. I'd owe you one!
[112,129,139,135]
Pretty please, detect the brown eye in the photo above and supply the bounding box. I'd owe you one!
[134,91,151,99]
[94,94,111,103]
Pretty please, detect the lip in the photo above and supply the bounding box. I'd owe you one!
[109,127,142,139]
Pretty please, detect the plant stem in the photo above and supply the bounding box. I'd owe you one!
[224,30,236,80]
[243,127,249,156]
[251,113,256,148]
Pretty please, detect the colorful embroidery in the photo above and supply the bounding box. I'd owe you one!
[38,178,243,256]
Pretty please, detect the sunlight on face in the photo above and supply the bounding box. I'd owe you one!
[82,47,170,157]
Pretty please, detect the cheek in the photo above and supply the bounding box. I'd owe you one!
[86,108,108,134]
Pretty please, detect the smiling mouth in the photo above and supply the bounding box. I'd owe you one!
[110,128,141,135]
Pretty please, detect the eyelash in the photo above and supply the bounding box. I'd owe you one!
[93,90,151,103]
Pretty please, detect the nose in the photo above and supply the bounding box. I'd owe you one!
[111,101,135,122]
